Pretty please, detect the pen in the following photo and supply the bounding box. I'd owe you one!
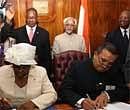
[86,94,97,110]
[86,93,91,100]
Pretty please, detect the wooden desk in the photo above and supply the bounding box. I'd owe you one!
[53,104,74,110]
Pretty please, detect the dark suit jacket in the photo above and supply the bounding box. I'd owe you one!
[60,59,129,106]
[12,25,52,79]
[0,22,14,43]
[106,28,129,64]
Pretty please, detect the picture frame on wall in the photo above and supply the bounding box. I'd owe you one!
[32,0,56,22]
[33,0,48,15]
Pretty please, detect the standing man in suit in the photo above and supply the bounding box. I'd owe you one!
[12,8,52,79]
[106,10,130,66]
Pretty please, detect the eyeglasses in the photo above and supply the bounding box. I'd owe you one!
[13,65,30,69]
[98,55,114,67]
[65,24,75,27]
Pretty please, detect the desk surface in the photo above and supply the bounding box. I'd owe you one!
[54,104,74,110]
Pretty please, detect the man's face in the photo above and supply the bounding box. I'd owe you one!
[64,20,75,35]
[26,10,37,28]
[93,49,118,72]
[119,11,130,29]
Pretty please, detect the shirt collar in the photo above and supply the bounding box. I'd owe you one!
[64,32,74,36]
[26,25,37,31]
[120,27,129,34]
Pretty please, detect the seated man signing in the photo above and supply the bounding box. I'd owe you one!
[59,42,129,110]
[0,43,57,110]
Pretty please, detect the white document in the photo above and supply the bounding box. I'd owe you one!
[102,102,130,110]
[78,102,130,110]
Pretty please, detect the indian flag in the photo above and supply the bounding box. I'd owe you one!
[78,0,91,56]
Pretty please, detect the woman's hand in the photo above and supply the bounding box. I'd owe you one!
[18,101,37,110]
[0,97,12,109]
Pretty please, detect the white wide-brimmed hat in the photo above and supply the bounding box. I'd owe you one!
[4,43,37,65]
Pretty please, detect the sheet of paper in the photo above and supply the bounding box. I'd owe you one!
[78,102,130,110]
[101,102,130,110]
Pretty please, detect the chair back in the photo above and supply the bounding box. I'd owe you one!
[0,43,4,66]
[53,50,89,93]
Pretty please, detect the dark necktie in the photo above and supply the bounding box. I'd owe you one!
[124,30,129,45]
[123,29,129,63]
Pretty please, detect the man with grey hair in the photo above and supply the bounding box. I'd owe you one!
[52,17,86,55]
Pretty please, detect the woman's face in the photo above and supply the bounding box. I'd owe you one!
[13,65,31,77]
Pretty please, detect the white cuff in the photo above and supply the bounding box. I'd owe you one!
[103,91,110,101]
[75,98,85,108]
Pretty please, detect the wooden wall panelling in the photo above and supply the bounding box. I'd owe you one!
[119,0,130,11]
[15,0,26,27]
[89,0,119,53]
[50,0,64,45]
[128,0,130,10]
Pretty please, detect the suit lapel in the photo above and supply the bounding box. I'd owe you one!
[119,28,123,38]
[23,26,30,43]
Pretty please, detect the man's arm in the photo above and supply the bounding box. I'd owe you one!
[0,5,15,43]
[59,63,85,106]
[52,36,60,55]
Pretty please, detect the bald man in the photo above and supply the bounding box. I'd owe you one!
[106,10,130,65]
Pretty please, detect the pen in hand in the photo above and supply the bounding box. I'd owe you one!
[85,94,97,110]
[86,94,91,100]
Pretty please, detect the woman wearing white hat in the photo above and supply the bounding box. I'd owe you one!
[0,43,57,110]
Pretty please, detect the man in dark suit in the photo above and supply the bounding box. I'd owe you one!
[106,10,130,65]
[12,8,52,79]
[60,42,129,110]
